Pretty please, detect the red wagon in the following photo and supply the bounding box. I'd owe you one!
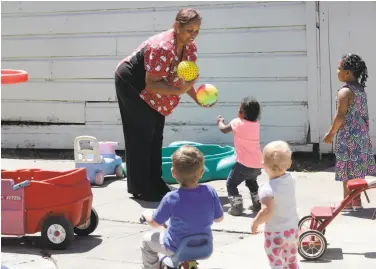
[1,168,99,250]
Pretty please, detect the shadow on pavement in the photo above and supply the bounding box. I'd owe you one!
[341,207,376,220]
[219,196,229,206]
[130,198,159,209]
[301,248,376,263]
[300,248,343,263]
[343,252,376,259]
[128,184,181,210]
[1,235,102,256]
[93,176,126,188]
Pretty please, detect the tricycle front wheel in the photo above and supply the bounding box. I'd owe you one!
[74,208,99,236]
[298,230,327,261]
[41,215,74,250]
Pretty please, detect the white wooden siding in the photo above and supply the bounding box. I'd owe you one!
[1,3,306,35]
[319,2,376,152]
[1,100,85,124]
[1,125,307,150]
[1,1,314,150]
[2,54,307,79]
[3,79,306,103]
[85,103,308,127]
[3,28,306,58]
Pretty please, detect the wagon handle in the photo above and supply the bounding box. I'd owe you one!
[12,180,30,191]
[140,214,168,228]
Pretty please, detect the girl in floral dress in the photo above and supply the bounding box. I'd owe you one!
[324,53,376,209]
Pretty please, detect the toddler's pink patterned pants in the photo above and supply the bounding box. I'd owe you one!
[264,228,299,269]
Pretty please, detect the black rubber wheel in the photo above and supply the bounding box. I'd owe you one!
[298,230,327,261]
[178,261,197,269]
[74,208,99,236]
[298,215,326,235]
[41,215,74,250]
[160,264,174,269]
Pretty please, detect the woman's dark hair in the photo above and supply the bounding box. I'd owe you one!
[175,8,201,26]
[342,53,368,88]
[240,96,261,122]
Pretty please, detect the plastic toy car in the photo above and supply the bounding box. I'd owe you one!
[122,141,236,184]
[1,168,99,250]
[74,136,124,185]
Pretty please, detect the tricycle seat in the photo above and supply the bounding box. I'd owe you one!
[347,178,376,190]
[311,206,334,219]
[159,233,213,268]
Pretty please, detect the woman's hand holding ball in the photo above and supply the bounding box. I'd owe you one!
[177,60,218,107]
[178,76,200,95]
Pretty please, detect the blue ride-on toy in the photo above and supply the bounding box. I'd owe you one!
[159,233,213,269]
[74,136,125,186]
[140,215,213,269]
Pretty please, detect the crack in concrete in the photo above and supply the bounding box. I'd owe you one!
[99,218,254,235]
[86,257,141,264]
[41,250,59,269]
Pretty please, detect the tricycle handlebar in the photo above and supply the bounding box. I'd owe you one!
[139,214,168,228]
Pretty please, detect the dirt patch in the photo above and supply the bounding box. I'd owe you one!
[289,152,336,172]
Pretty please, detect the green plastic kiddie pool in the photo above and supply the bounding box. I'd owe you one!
[122,141,236,184]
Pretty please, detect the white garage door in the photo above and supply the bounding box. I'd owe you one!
[1,1,317,150]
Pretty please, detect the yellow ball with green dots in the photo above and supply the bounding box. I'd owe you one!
[177,61,199,82]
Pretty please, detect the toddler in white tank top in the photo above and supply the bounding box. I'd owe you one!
[251,141,299,269]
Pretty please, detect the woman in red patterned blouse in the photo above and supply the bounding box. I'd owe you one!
[115,8,204,201]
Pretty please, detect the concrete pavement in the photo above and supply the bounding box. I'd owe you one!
[1,158,376,268]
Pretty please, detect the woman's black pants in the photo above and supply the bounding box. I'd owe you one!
[114,74,170,200]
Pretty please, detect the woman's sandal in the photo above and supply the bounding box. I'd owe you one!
[340,200,354,212]
[352,199,363,209]
[351,193,363,209]
[342,205,354,212]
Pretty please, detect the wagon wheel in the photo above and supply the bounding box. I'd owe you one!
[160,264,174,269]
[74,208,99,236]
[298,230,327,261]
[115,165,125,178]
[298,215,326,235]
[95,171,105,185]
[179,261,197,269]
[41,215,74,250]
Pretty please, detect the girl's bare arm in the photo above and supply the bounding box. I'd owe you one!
[328,87,353,135]
[252,197,274,226]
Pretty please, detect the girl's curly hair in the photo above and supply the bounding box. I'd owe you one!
[240,96,261,122]
[342,53,368,88]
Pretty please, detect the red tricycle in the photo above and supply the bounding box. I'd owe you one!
[297,177,376,260]
[1,168,99,250]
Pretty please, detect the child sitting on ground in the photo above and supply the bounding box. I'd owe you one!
[217,96,263,216]
[140,145,224,269]
[251,141,299,269]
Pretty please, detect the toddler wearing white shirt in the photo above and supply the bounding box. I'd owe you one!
[251,140,299,269]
